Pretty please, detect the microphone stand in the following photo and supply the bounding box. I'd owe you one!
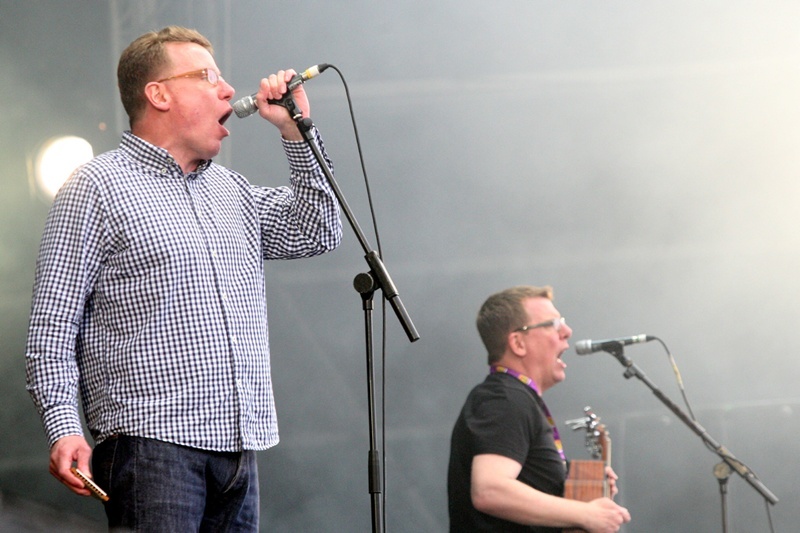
[603,345,778,533]
[277,94,420,533]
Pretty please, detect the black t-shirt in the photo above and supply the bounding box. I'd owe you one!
[447,372,567,532]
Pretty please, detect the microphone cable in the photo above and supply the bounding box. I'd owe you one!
[323,64,390,532]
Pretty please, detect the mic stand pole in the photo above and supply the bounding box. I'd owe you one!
[354,273,383,532]
[603,345,778,532]
[714,461,732,533]
[278,95,421,533]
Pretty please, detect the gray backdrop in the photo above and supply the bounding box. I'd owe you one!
[1,1,798,531]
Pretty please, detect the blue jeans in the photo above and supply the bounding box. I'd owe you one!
[92,435,259,532]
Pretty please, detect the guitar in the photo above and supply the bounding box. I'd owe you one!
[563,407,611,532]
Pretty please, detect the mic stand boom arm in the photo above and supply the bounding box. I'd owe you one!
[275,94,419,533]
[605,345,778,506]
[275,93,420,342]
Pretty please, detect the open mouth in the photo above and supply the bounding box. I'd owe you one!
[219,109,233,126]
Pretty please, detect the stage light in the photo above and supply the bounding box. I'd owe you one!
[34,135,94,199]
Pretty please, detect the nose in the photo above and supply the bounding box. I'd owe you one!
[219,79,235,101]
[561,322,573,339]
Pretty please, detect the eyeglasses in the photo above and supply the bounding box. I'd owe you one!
[156,68,223,87]
[514,317,567,333]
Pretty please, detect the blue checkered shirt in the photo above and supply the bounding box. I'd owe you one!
[25,129,342,451]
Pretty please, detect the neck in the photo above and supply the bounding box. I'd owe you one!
[493,361,547,394]
[131,126,200,174]
[491,364,543,395]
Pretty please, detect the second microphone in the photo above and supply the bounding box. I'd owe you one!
[574,334,654,355]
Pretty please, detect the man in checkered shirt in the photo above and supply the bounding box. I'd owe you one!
[25,25,342,531]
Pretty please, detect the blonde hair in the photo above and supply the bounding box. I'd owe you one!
[476,285,553,364]
[117,26,213,127]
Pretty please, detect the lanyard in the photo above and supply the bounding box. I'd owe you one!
[490,364,567,462]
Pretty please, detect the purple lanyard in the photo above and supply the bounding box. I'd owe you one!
[490,365,567,462]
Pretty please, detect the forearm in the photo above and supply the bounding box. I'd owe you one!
[26,284,86,446]
[259,128,342,257]
[472,477,591,530]
[26,344,84,446]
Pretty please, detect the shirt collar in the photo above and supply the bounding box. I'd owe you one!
[119,131,212,178]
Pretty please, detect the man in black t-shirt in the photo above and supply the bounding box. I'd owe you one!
[447,285,631,532]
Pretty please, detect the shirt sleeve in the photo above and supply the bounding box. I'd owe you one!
[25,168,106,446]
[466,387,536,465]
[253,127,343,260]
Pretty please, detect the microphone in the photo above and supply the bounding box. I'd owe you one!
[232,63,330,118]
[574,334,654,355]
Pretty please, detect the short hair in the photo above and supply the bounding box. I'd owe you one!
[476,285,553,364]
[117,26,214,127]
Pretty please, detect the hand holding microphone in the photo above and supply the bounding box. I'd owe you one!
[232,64,330,119]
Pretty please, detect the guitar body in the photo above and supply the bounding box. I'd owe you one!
[563,460,606,533]
[564,459,606,502]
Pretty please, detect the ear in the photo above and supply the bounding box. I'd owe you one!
[144,81,171,111]
[507,331,527,357]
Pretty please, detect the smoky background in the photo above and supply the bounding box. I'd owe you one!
[1,1,798,531]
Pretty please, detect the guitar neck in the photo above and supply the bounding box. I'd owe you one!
[602,437,611,498]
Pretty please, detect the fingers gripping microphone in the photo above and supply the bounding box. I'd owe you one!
[575,334,654,355]
[232,64,330,118]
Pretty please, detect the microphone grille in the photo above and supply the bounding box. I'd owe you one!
[574,339,593,355]
[232,95,257,118]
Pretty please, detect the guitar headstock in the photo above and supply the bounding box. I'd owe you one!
[565,406,611,461]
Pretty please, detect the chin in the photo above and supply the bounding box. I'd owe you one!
[204,144,223,160]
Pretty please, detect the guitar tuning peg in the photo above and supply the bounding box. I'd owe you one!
[564,416,591,430]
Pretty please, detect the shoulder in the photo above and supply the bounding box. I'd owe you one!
[464,375,537,417]
[53,151,121,206]
[65,148,133,191]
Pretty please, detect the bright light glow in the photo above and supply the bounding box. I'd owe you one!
[35,136,94,199]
